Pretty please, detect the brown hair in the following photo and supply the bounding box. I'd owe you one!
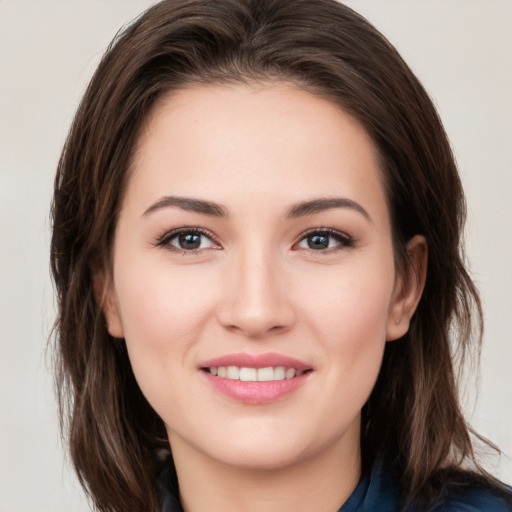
[50,0,503,510]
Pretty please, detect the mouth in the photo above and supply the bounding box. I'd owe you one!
[202,366,309,381]
[199,353,313,403]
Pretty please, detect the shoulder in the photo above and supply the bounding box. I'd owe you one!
[357,457,512,512]
[426,484,512,512]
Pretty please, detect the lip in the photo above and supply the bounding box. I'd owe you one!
[200,352,311,371]
[200,352,313,404]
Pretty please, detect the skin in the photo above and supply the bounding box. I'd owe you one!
[98,83,426,512]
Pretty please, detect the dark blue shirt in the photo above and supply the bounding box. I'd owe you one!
[159,457,512,511]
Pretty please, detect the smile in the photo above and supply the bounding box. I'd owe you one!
[200,352,313,403]
[205,366,306,381]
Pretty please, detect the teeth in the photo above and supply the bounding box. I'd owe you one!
[227,366,239,379]
[240,367,257,381]
[274,366,286,380]
[208,366,306,381]
[257,367,274,381]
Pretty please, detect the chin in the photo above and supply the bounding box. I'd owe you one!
[210,442,309,471]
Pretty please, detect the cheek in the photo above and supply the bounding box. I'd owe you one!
[111,258,222,421]
[306,274,392,440]
[324,299,388,390]
[112,254,218,377]
[304,259,393,333]
[300,256,395,383]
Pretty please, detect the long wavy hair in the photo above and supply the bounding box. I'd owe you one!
[50,1,504,510]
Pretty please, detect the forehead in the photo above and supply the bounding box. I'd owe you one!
[127,83,389,225]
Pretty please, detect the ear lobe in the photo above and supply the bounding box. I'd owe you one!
[386,235,427,341]
[92,267,125,339]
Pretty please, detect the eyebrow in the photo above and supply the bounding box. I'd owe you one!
[142,196,229,218]
[286,197,372,222]
[142,195,371,223]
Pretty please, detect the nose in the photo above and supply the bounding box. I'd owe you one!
[216,247,296,339]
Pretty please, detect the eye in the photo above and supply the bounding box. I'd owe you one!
[295,229,354,252]
[156,228,220,253]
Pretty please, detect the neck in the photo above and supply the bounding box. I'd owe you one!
[168,422,361,512]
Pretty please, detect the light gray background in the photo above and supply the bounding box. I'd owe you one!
[1,1,511,510]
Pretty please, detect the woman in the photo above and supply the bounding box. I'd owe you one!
[50,0,512,511]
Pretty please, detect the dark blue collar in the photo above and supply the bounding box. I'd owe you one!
[339,457,400,512]
[159,457,400,512]
[159,456,512,512]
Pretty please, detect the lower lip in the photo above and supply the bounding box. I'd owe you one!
[201,371,311,404]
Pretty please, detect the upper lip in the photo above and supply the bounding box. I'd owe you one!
[200,352,312,371]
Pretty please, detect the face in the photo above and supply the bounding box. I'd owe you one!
[101,83,423,471]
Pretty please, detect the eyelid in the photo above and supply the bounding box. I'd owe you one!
[293,227,355,252]
[155,226,222,252]
[153,226,354,254]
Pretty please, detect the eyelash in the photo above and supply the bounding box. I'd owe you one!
[154,227,355,255]
[295,228,356,254]
[155,227,220,255]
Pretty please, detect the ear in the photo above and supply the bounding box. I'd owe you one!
[386,235,427,341]
[92,267,125,339]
